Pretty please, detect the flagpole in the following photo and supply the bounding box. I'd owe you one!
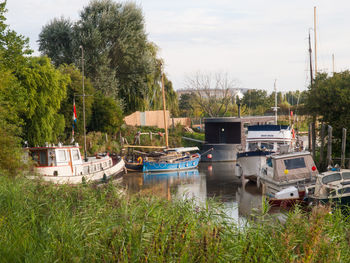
[80,45,87,161]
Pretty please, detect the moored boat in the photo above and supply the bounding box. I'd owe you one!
[26,143,125,184]
[143,147,201,173]
[237,124,293,182]
[305,167,350,206]
[259,150,318,206]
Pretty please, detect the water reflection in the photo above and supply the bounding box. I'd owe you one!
[122,162,265,222]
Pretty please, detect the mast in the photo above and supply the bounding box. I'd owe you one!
[80,45,87,161]
[308,31,313,87]
[161,65,169,148]
[271,79,279,125]
[332,53,335,75]
[314,6,317,77]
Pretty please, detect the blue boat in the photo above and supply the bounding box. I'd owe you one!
[143,147,201,173]
[143,169,199,181]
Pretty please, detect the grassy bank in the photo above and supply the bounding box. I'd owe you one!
[0,175,350,262]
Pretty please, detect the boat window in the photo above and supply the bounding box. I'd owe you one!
[338,187,350,195]
[266,157,273,167]
[342,172,350,180]
[248,143,258,151]
[83,166,89,175]
[261,143,274,150]
[58,150,67,162]
[284,157,306,170]
[322,173,342,184]
[39,151,47,166]
[72,149,80,161]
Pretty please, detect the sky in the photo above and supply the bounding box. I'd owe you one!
[6,0,350,93]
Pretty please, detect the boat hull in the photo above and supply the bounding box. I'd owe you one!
[29,159,125,184]
[143,155,200,173]
[237,151,272,181]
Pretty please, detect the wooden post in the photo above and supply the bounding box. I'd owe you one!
[308,123,312,152]
[149,131,152,141]
[312,122,316,159]
[327,125,333,167]
[341,128,347,168]
[319,123,325,167]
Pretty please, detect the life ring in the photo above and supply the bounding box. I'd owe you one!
[137,156,143,164]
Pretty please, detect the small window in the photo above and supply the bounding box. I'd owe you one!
[248,143,258,151]
[338,187,350,195]
[261,142,274,150]
[83,166,89,175]
[284,157,306,170]
[58,150,67,161]
[322,173,342,184]
[342,172,350,180]
[72,150,80,161]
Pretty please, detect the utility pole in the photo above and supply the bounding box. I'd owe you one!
[79,45,87,161]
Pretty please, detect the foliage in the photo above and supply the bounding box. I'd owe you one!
[16,56,70,146]
[0,175,350,262]
[305,71,350,157]
[38,17,74,67]
[38,0,178,115]
[58,64,94,140]
[89,92,124,135]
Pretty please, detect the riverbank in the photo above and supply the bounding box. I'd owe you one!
[0,175,349,262]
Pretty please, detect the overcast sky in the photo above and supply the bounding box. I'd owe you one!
[6,0,350,92]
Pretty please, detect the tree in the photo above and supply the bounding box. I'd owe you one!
[16,56,69,146]
[38,17,74,67]
[0,1,32,174]
[185,72,239,117]
[241,89,270,115]
[58,64,95,140]
[89,92,124,134]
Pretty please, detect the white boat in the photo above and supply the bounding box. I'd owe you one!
[26,143,125,184]
[258,150,317,206]
[306,167,350,205]
[237,124,293,181]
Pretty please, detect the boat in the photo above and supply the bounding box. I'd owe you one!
[26,143,125,184]
[143,147,201,173]
[258,150,318,207]
[237,124,293,182]
[305,166,350,205]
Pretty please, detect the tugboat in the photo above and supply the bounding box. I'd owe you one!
[27,143,125,184]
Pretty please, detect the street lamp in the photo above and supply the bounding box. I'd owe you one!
[79,45,87,161]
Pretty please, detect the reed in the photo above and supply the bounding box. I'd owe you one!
[0,174,350,262]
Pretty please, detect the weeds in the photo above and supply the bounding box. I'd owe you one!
[0,175,349,262]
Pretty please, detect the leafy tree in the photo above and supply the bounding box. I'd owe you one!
[16,56,69,146]
[242,89,270,115]
[164,75,179,117]
[58,64,94,140]
[179,93,195,117]
[38,17,74,67]
[89,92,124,135]
[306,71,350,135]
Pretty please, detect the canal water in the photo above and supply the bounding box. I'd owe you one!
[122,162,270,223]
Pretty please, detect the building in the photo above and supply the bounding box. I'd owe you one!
[201,116,275,162]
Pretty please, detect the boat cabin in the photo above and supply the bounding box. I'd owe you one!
[246,125,292,152]
[27,143,113,177]
[263,151,318,182]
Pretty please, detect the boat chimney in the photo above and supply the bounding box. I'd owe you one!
[58,142,62,147]
[238,103,241,118]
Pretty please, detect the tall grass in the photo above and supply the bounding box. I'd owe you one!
[0,175,350,262]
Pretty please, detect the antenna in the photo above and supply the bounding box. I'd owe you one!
[314,6,317,77]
